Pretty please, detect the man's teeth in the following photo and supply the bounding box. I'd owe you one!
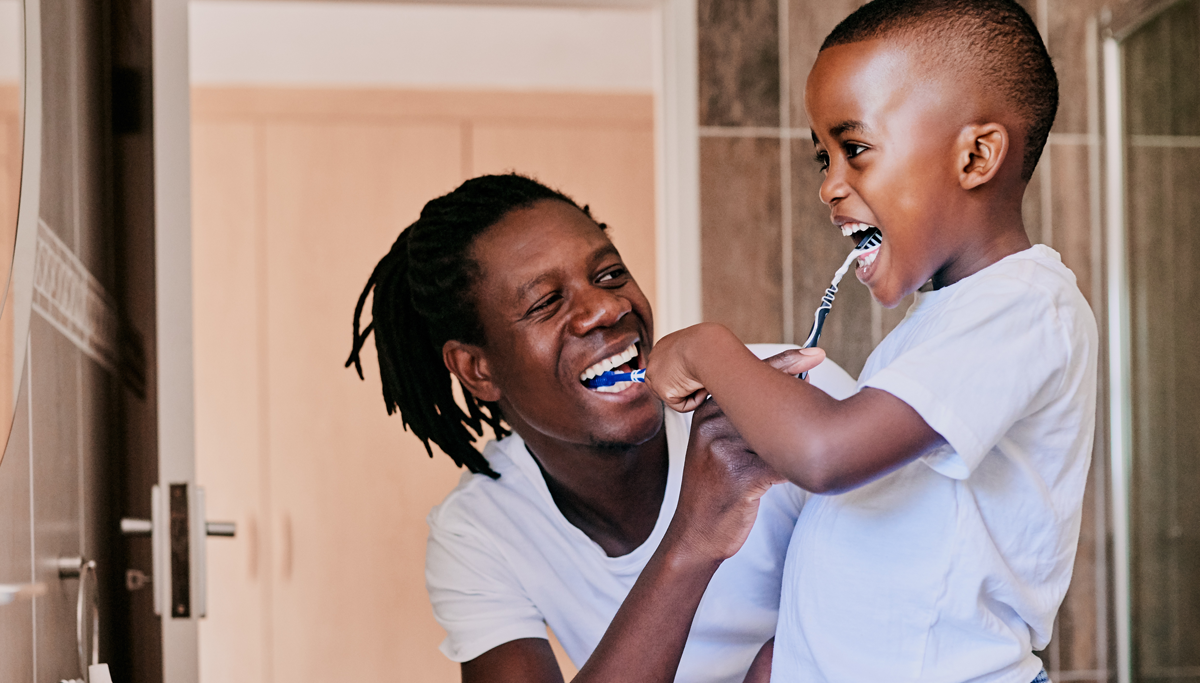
[857,250,879,267]
[580,342,638,382]
[840,221,876,237]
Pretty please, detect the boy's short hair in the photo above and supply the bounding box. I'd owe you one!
[822,0,1057,180]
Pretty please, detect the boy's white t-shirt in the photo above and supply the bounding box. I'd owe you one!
[425,348,856,683]
[772,245,1098,683]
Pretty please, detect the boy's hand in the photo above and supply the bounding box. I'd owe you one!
[644,324,715,412]
[647,323,827,412]
[763,347,827,378]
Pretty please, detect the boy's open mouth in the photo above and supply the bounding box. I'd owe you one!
[841,221,882,268]
[579,341,642,393]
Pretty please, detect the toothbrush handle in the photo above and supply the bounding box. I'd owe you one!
[798,286,837,380]
[797,307,829,381]
[801,306,831,350]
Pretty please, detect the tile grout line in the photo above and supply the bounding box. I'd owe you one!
[779,0,794,344]
[699,125,812,138]
[1041,145,1054,249]
[1036,0,1052,253]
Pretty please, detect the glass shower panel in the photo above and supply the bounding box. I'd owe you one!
[1123,1,1200,680]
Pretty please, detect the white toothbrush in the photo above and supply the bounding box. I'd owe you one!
[798,228,882,379]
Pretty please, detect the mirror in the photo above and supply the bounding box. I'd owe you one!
[0,0,30,467]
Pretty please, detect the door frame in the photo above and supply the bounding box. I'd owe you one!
[1101,2,1195,682]
[150,0,701,680]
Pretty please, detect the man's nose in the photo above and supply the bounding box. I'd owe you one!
[569,286,630,336]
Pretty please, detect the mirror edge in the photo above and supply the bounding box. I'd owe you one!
[9,0,39,409]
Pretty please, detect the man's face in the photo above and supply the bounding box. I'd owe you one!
[805,39,968,307]
[469,199,662,450]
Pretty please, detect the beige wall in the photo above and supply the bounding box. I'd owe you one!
[192,87,655,683]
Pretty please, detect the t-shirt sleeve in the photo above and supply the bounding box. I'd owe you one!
[861,278,1070,479]
[425,510,549,662]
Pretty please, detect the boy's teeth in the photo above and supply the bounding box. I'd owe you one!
[840,221,875,237]
[857,250,879,267]
[580,342,639,383]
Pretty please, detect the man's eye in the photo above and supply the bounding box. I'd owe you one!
[812,150,830,173]
[598,268,627,283]
[527,294,561,315]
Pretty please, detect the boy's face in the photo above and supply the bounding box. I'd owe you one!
[805,39,970,307]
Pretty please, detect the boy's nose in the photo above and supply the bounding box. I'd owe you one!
[569,287,630,336]
[819,164,850,206]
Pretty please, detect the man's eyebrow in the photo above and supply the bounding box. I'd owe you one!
[513,244,621,305]
[589,243,620,264]
[515,273,554,305]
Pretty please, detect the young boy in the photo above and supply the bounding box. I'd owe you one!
[646,1,1097,681]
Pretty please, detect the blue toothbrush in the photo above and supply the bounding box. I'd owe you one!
[584,229,881,389]
[583,367,646,389]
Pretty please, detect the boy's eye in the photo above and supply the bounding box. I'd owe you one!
[844,142,868,159]
[812,150,830,173]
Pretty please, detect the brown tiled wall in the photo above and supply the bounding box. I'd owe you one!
[694,1,1187,680]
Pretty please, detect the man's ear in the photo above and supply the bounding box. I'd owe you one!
[956,123,1009,190]
[443,340,502,403]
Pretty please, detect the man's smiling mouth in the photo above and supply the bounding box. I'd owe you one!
[579,341,641,394]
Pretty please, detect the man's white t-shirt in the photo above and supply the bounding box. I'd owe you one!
[426,347,856,682]
[772,246,1098,683]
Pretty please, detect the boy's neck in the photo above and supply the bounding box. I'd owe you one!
[931,200,1032,290]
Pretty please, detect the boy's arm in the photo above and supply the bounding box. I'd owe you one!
[646,323,944,493]
[742,638,774,683]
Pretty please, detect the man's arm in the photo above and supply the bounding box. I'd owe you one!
[459,352,818,683]
[646,323,944,494]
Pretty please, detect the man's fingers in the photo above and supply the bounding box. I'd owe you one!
[764,347,825,376]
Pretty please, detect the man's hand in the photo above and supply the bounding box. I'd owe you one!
[667,398,783,562]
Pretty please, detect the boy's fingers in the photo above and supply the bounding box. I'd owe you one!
[664,391,708,414]
[764,347,826,375]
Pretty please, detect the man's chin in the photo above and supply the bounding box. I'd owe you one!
[588,402,665,451]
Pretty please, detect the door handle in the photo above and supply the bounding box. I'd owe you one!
[121,518,237,537]
[119,484,235,618]
[57,557,98,680]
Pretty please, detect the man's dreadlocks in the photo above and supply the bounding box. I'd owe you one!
[346,174,592,479]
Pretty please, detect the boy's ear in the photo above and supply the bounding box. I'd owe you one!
[956,123,1009,190]
[442,340,502,403]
